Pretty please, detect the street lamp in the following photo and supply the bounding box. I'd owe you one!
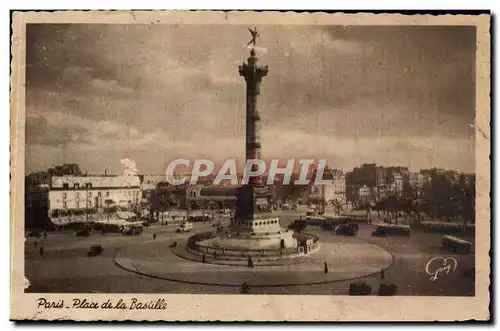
[85,184,89,223]
[210,196,215,222]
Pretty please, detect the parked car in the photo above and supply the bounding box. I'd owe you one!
[378,282,398,296]
[176,222,193,233]
[335,224,358,236]
[349,281,372,295]
[87,244,103,257]
[76,228,90,237]
[122,225,143,236]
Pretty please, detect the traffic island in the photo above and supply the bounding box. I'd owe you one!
[114,236,393,287]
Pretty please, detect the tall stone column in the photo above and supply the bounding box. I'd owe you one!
[234,48,270,224]
[239,48,268,186]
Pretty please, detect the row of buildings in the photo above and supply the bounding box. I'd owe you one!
[308,163,475,209]
[25,163,475,228]
[340,163,475,208]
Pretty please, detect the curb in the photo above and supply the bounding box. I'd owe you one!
[172,244,310,267]
[113,237,395,288]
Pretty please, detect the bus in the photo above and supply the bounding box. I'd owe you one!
[121,223,143,236]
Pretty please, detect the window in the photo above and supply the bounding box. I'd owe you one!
[98,192,101,197]
[76,201,80,208]
[76,192,80,198]
[85,183,92,188]
[74,183,80,189]
[63,202,67,209]
[62,183,69,189]
[106,192,110,197]
[88,192,92,198]
[63,193,67,199]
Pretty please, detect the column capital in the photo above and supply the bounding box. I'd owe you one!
[239,63,269,81]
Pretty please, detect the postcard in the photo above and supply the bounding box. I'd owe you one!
[10,11,490,321]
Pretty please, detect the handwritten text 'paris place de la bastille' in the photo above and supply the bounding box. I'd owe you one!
[37,298,167,310]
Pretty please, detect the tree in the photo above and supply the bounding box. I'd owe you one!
[385,195,397,224]
[420,170,475,227]
[375,198,388,222]
[372,201,381,221]
[331,199,343,215]
[104,199,114,222]
[457,175,475,227]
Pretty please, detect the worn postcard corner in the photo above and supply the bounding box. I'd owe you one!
[10,10,490,322]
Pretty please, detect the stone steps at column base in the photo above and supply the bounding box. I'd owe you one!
[173,244,312,266]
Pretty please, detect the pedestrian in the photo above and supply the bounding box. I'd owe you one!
[241,281,249,294]
[324,262,328,274]
[43,231,47,238]
[153,233,157,240]
[34,239,38,248]
[213,251,217,259]
[202,254,206,263]
[381,268,385,279]
[248,256,254,268]
[39,246,44,256]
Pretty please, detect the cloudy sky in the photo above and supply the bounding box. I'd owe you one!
[25,24,476,175]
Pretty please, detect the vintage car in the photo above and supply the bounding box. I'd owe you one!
[349,281,372,295]
[76,228,90,237]
[87,244,103,257]
[378,282,398,296]
[176,222,193,233]
[335,224,358,236]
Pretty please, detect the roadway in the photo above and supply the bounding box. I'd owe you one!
[24,210,474,295]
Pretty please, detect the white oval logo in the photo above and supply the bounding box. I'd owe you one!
[425,257,458,281]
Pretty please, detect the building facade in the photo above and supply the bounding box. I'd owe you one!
[376,166,387,187]
[309,170,346,204]
[358,185,373,204]
[391,173,403,195]
[48,175,142,218]
[25,184,50,228]
[409,172,424,189]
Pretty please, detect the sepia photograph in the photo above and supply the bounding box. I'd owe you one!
[10,11,490,321]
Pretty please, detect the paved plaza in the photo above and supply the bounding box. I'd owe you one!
[115,233,393,286]
[25,211,475,295]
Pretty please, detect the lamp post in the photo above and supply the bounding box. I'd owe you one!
[85,184,89,223]
[210,196,215,222]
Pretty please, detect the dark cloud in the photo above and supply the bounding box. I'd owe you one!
[25,24,476,174]
[25,116,91,147]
